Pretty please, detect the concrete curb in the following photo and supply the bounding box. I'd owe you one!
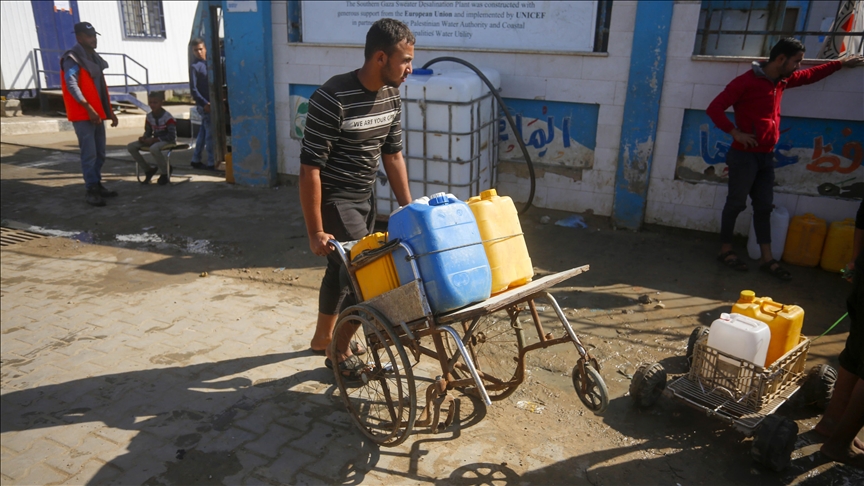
[0,114,146,136]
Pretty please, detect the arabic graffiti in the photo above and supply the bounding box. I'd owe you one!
[497,98,598,168]
[807,135,862,174]
[677,109,864,198]
[699,124,797,168]
[499,115,573,157]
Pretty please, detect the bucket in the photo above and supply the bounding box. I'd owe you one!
[782,213,827,267]
[732,290,804,366]
[747,206,789,260]
[707,313,771,366]
[820,218,855,273]
[467,189,533,294]
[388,192,491,314]
[350,232,400,301]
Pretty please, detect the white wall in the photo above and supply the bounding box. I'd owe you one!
[0,0,196,91]
[271,0,862,233]
[0,1,42,91]
[644,0,862,235]
[77,0,197,86]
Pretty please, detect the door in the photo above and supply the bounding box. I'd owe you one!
[31,0,80,88]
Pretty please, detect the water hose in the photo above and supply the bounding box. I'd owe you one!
[421,57,536,214]
[813,312,848,341]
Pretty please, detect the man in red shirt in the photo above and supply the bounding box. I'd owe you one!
[707,37,862,280]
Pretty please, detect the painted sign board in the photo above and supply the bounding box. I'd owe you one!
[677,109,864,198]
[498,98,597,169]
[300,0,597,53]
[226,1,257,13]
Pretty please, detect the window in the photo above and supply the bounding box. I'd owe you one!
[119,0,166,39]
[694,0,864,58]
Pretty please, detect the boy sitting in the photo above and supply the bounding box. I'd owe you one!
[127,91,177,185]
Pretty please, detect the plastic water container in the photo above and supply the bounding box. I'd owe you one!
[350,232,400,301]
[820,218,855,273]
[388,192,492,315]
[782,213,827,267]
[467,189,533,294]
[377,66,501,216]
[707,313,771,366]
[732,290,804,366]
[747,206,789,260]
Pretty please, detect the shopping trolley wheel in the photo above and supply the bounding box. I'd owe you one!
[685,326,709,370]
[572,359,609,414]
[629,362,667,408]
[751,414,798,472]
[800,364,837,411]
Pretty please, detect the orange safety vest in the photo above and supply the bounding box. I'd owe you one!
[60,62,109,122]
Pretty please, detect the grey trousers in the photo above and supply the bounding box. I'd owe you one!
[127,141,171,174]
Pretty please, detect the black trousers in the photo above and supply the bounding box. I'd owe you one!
[720,148,775,245]
[318,194,376,315]
[840,252,864,379]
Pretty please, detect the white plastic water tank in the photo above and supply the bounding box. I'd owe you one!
[706,313,771,366]
[377,66,500,216]
[747,205,790,260]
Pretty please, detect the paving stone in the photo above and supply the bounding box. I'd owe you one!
[243,424,299,458]
[252,447,316,484]
[64,459,122,484]
[7,461,68,485]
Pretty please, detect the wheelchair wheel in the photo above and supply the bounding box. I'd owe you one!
[331,305,417,447]
[573,359,609,414]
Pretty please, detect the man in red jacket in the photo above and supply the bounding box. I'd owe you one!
[61,22,119,207]
[707,37,862,280]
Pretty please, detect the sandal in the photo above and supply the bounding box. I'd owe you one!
[760,259,792,281]
[717,251,748,272]
[324,355,366,381]
[311,340,366,356]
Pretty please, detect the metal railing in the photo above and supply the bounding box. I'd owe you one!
[695,0,864,57]
[32,48,150,94]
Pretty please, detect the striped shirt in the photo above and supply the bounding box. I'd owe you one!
[300,70,402,194]
[144,109,177,143]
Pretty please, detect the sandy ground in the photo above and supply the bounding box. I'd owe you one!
[2,133,863,485]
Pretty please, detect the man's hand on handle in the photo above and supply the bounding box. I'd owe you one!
[731,128,758,148]
[309,231,336,257]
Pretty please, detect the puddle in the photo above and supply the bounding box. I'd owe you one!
[116,232,164,244]
[28,225,227,257]
[27,225,80,238]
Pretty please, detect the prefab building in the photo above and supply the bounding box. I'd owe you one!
[0,0,197,96]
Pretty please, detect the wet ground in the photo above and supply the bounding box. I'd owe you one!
[2,133,863,485]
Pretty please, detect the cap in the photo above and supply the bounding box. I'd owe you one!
[74,22,100,36]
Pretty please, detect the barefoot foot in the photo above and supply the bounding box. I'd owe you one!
[813,422,864,450]
[821,442,864,470]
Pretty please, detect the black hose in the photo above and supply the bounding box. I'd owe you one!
[421,57,536,214]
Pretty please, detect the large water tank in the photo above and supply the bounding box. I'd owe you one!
[377,66,501,217]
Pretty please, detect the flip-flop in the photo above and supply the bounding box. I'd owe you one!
[760,259,792,281]
[325,355,366,381]
[717,250,748,272]
[311,340,366,355]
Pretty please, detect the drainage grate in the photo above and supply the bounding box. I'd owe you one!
[0,227,48,247]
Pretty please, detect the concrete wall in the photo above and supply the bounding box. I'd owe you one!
[271,0,862,233]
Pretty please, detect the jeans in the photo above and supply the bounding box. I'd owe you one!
[720,148,775,245]
[127,140,171,174]
[73,120,106,190]
[192,106,214,166]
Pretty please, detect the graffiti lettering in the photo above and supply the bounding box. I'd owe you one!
[699,124,798,167]
[500,115,573,158]
[806,136,862,174]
